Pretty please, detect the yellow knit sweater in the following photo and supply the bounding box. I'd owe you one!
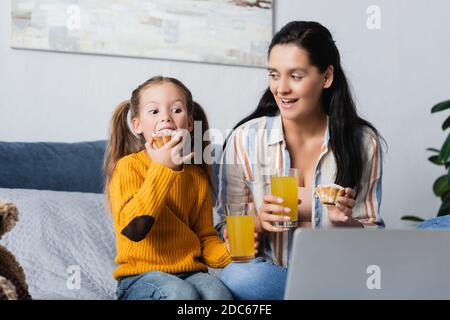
[108,150,231,279]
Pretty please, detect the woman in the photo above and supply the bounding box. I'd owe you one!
[215,21,386,300]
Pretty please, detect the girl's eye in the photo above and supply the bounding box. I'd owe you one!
[148,109,158,115]
[171,107,182,113]
[268,73,279,80]
[291,75,303,81]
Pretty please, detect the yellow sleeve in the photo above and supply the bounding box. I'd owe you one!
[108,156,182,230]
[192,172,231,268]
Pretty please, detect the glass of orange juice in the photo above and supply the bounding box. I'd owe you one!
[270,168,298,228]
[225,203,255,262]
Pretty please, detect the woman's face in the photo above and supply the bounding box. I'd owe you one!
[268,44,333,121]
[132,82,193,143]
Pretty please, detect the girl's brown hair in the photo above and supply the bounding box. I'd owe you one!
[103,76,211,196]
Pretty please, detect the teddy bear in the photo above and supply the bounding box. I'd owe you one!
[0,200,31,300]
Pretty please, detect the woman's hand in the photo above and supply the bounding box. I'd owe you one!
[255,195,296,233]
[223,228,261,254]
[327,188,361,226]
[145,130,194,171]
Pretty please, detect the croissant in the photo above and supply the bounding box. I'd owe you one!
[314,184,345,205]
[151,129,175,149]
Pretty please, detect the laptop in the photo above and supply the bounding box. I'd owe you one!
[284,228,450,299]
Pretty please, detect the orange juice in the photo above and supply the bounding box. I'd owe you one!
[225,215,255,262]
[270,176,298,226]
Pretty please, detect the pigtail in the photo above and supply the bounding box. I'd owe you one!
[103,100,144,192]
[192,101,214,190]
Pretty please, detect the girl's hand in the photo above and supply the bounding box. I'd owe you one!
[145,130,194,171]
[223,228,261,254]
[327,187,356,225]
[256,195,294,233]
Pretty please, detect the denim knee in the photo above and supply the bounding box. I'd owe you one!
[117,271,200,300]
[219,257,287,300]
[185,272,233,300]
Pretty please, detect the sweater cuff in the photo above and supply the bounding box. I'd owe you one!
[203,242,232,268]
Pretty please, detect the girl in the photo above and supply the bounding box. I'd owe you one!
[104,76,232,300]
[216,21,386,300]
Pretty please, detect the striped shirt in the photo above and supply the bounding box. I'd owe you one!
[215,115,384,268]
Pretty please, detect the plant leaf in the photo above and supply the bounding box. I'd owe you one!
[400,215,425,222]
[433,175,450,196]
[437,211,450,217]
[431,99,450,113]
[439,134,450,162]
[429,155,444,165]
[426,148,440,153]
[438,192,450,216]
[448,170,450,189]
[443,115,450,130]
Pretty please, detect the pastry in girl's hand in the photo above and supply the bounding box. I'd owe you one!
[151,129,175,149]
[314,184,345,205]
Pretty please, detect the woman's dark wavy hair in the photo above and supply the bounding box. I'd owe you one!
[233,21,385,193]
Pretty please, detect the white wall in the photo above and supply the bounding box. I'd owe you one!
[1,0,450,228]
[0,0,267,143]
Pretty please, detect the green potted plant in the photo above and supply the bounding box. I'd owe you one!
[402,99,450,223]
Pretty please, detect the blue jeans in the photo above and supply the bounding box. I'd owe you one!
[417,215,450,229]
[219,257,287,300]
[117,270,233,300]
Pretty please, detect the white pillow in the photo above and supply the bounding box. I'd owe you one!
[0,188,117,300]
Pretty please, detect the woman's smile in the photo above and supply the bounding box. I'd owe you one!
[279,97,300,109]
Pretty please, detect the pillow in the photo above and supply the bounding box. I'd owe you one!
[416,216,450,229]
[0,188,117,300]
[0,141,107,193]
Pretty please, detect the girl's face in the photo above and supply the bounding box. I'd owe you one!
[132,82,193,142]
[268,44,333,121]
